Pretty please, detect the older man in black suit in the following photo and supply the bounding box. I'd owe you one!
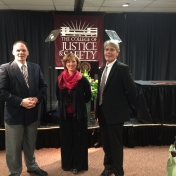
[96,40,137,176]
[0,41,47,176]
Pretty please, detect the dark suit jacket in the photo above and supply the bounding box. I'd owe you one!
[96,60,136,124]
[0,61,47,125]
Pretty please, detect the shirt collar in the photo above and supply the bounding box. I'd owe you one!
[15,60,27,68]
[106,59,116,68]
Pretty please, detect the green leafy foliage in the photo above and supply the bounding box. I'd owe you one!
[81,70,98,101]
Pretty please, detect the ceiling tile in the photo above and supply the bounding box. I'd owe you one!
[2,0,53,5]
[0,0,176,13]
[8,5,55,10]
[55,6,74,11]
[148,1,176,7]
[82,7,101,11]
[102,0,153,7]
[53,0,74,6]
[155,0,176,1]
[0,5,10,9]
[83,0,104,6]
[99,7,143,12]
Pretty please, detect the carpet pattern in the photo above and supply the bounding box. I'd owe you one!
[0,146,170,176]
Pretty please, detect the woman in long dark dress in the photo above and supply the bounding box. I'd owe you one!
[56,53,91,174]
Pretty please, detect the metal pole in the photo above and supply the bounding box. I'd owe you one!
[48,41,52,113]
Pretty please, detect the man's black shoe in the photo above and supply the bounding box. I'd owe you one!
[27,167,48,176]
[100,169,113,176]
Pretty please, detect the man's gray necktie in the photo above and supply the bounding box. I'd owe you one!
[21,65,29,87]
[99,66,108,105]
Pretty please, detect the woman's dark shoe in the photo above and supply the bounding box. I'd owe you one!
[72,169,78,174]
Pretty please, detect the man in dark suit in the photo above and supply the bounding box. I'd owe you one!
[0,41,48,176]
[96,40,136,176]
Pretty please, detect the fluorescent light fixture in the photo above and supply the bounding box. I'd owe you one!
[122,3,129,7]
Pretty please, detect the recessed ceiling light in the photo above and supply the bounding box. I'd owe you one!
[123,3,129,7]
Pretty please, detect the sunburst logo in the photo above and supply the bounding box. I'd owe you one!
[60,20,98,37]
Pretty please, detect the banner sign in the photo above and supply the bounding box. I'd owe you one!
[54,15,104,68]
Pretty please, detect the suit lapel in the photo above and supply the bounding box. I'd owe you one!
[100,66,105,78]
[99,66,105,87]
[27,62,35,90]
[12,61,29,92]
[104,60,119,90]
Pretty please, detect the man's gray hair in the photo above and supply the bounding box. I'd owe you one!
[104,40,120,52]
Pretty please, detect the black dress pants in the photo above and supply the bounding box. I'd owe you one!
[59,114,88,171]
[98,106,124,176]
